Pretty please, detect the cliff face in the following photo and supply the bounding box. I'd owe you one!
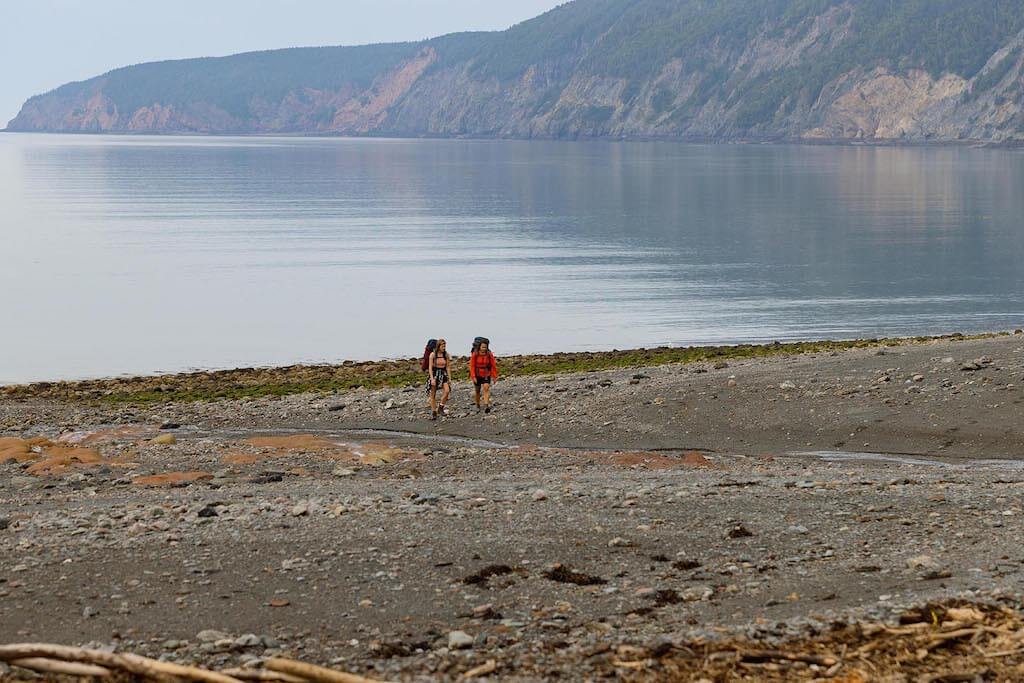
[9,0,1024,142]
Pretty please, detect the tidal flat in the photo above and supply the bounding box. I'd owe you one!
[3,333,1024,680]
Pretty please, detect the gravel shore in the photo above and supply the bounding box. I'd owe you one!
[2,334,1024,680]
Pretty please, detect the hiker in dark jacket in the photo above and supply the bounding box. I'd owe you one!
[470,340,499,413]
[428,339,452,420]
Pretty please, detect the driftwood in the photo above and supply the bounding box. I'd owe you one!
[220,668,308,683]
[0,644,392,683]
[265,657,392,683]
[0,644,242,683]
[9,657,112,678]
[460,659,497,679]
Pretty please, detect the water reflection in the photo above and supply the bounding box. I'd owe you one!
[1,134,1022,383]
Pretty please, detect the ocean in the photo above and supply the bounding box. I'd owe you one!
[2,133,1022,383]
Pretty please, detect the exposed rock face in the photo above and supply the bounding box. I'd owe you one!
[807,70,971,140]
[332,48,438,133]
[8,1,1024,143]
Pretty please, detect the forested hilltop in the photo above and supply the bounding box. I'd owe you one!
[9,0,1024,142]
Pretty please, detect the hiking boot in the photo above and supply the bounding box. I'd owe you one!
[431,411,438,421]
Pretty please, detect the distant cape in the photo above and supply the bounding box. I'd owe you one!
[9,0,1024,143]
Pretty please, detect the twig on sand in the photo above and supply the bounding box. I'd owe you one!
[920,673,988,683]
[735,648,839,667]
[983,647,1024,658]
[923,628,982,650]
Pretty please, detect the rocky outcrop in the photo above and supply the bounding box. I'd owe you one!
[807,69,970,140]
[332,47,437,133]
[8,1,1024,143]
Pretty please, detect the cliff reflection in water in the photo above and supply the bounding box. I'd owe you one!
[2,134,1023,383]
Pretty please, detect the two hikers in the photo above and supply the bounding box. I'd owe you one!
[421,336,498,419]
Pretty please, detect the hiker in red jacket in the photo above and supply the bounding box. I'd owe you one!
[470,340,499,413]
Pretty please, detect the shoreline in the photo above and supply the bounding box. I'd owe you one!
[2,330,1017,403]
[5,127,1024,149]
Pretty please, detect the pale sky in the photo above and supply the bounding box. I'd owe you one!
[1,0,566,126]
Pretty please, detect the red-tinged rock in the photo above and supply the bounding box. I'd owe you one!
[0,437,53,463]
[24,446,104,476]
[680,451,714,468]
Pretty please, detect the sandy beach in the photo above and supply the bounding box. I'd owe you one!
[3,333,1024,680]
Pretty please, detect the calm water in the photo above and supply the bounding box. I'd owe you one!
[2,133,1023,384]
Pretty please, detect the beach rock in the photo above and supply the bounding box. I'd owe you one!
[727,524,754,539]
[197,629,229,643]
[779,381,797,390]
[448,631,474,650]
[531,489,549,501]
[291,502,310,517]
[152,434,177,445]
[234,634,261,648]
[359,451,395,466]
[682,585,713,602]
[907,555,940,570]
[960,357,993,372]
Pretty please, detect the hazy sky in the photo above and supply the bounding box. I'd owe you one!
[1,0,566,126]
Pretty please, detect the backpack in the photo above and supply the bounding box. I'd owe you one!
[471,336,490,354]
[420,339,437,371]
